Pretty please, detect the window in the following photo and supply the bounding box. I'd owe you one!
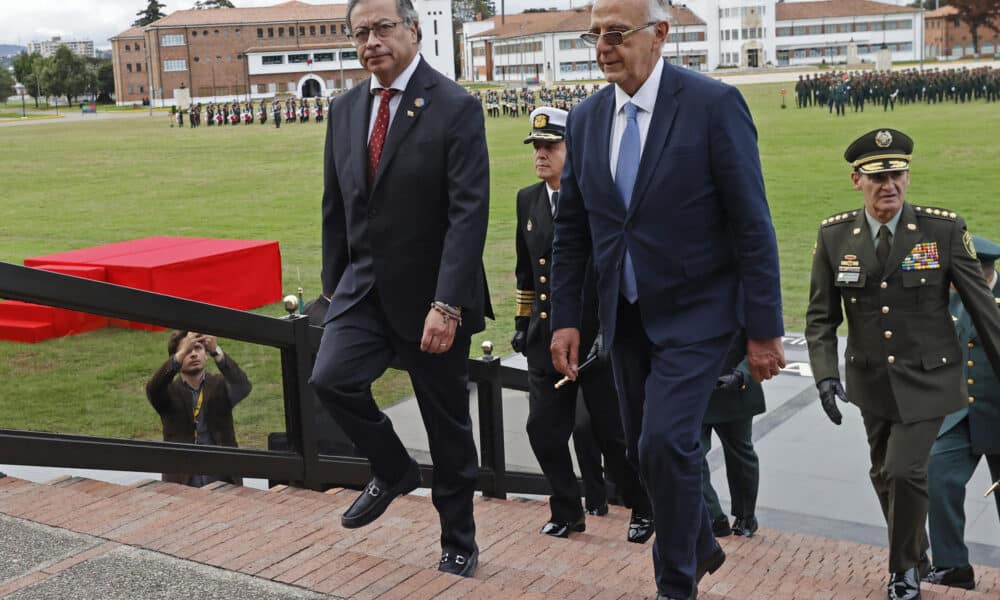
[341,24,348,34]
[287,81,296,92]
[193,56,199,62]
[258,28,263,38]
[300,26,306,36]
[214,29,219,35]
[314,52,334,62]
[125,44,131,51]
[163,59,187,71]
[262,55,284,65]
[268,82,277,93]
[268,27,274,38]
[435,39,439,55]
[136,63,142,72]
[139,85,144,93]
[192,31,197,37]
[126,63,132,73]
[128,85,134,94]
[321,25,326,35]
[279,27,284,37]
[290,28,295,37]
[161,34,185,46]
[288,53,309,63]
[559,38,585,50]
[310,25,316,36]
[342,50,358,60]
[433,20,438,35]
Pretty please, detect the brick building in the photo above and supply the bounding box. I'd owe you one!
[925,4,1000,60]
[110,0,454,107]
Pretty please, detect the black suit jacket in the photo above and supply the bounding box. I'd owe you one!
[321,56,492,341]
[515,181,599,371]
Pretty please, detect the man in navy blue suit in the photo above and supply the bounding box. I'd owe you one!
[550,0,785,598]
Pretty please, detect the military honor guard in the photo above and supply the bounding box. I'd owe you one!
[258,101,267,125]
[806,128,1000,600]
[924,235,1000,591]
[315,99,324,123]
[513,107,651,541]
[272,100,281,128]
[701,329,764,539]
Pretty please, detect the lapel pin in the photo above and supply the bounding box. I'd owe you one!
[414,98,425,108]
[406,110,414,117]
[527,219,533,232]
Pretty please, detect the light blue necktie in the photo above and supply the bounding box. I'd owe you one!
[615,102,640,303]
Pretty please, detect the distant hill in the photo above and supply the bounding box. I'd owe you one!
[0,44,26,57]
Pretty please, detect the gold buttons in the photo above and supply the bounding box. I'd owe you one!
[880,282,888,289]
[849,355,855,363]
[888,355,896,364]
[942,357,948,364]
[968,360,974,367]
[538,258,546,266]
[884,331,893,339]
[969,396,975,404]
[540,312,548,320]
[539,276,547,284]
[850,297,857,304]
[882,306,889,314]
[968,378,974,385]
[968,342,975,349]
[539,294,548,301]
[920,278,926,285]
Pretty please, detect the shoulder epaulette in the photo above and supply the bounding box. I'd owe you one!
[820,210,860,227]
[913,206,959,220]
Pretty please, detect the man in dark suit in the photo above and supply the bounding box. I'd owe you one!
[925,236,1000,590]
[513,107,651,541]
[806,129,1000,600]
[549,1,785,598]
[308,0,491,578]
[701,329,765,540]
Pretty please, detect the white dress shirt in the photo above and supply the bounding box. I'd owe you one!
[609,59,664,177]
[546,184,558,216]
[367,53,422,141]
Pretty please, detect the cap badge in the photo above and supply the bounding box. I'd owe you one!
[527,219,533,232]
[533,114,548,129]
[875,130,893,148]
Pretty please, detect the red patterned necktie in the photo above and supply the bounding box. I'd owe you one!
[368,88,398,179]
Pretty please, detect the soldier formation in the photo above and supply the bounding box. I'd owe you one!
[176,98,328,129]
[795,66,1000,116]
[474,84,602,118]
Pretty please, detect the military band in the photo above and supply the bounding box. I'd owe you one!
[171,98,331,130]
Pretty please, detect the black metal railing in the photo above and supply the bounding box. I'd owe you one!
[0,262,549,497]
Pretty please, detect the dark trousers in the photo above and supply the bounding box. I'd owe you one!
[573,394,609,510]
[700,418,759,521]
[611,299,730,598]
[526,358,649,522]
[928,418,1000,567]
[309,293,478,555]
[862,410,943,573]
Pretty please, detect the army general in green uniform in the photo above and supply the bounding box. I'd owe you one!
[805,128,1000,600]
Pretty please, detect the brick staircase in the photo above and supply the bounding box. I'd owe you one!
[0,474,996,599]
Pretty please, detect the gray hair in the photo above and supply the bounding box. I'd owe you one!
[347,0,421,40]
[648,0,671,23]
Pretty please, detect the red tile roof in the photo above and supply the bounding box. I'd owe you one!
[776,0,920,21]
[146,0,346,29]
[925,5,960,18]
[110,26,145,40]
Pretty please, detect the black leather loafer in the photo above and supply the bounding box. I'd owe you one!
[711,514,732,537]
[541,515,586,538]
[887,567,921,600]
[586,503,609,516]
[439,547,478,577]
[732,515,758,538]
[340,460,420,529]
[627,511,654,544]
[923,564,975,590]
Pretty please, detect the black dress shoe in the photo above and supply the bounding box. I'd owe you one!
[438,547,478,577]
[917,552,931,579]
[341,460,420,529]
[711,514,732,537]
[731,515,758,538]
[627,511,654,544]
[541,515,586,537]
[655,588,697,600]
[887,567,921,600]
[586,503,609,516]
[923,564,975,590]
[696,544,726,582]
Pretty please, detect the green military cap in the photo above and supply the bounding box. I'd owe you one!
[524,106,567,144]
[972,235,1000,265]
[844,128,914,175]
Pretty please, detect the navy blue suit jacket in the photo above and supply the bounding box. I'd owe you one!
[551,60,783,347]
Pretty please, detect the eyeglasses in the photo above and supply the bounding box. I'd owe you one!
[580,22,657,47]
[350,20,404,44]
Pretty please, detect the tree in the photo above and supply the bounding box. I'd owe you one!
[951,0,1000,55]
[133,0,167,27]
[452,0,496,78]
[93,59,115,103]
[0,68,14,104]
[194,0,235,8]
[40,45,91,106]
[12,51,45,107]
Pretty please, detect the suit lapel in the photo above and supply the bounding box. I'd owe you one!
[881,203,920,279]
[372,59,433,190]
[350,81,373,195]
[527,184,554,258]
[629,60,680,217]
[592,87,616,201]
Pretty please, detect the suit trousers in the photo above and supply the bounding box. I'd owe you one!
[526,360,649,522]
[928,418,1000,567]
[309,292,478,555]
[573,394,609,510]
[861,410,943,573]
[611,299,731,598]
[700,419,759,521]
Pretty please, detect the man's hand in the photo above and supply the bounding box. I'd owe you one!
[817,378,848,425]
[511,331,526,354]
[747,337,786,382]
[421,307,458,354]
[715,369,745,391]
[196,334,219,356]
[302,294,330,327]
[550,327,581,380]
[174,331,199,364]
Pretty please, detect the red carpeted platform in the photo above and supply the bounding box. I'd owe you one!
[0,237,282,342]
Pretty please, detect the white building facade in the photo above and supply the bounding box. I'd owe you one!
[28,37,96,58]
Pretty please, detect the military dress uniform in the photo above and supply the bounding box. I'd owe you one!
[925,236,1000,589]
[806,129,1000,600]
[515,107,649,537]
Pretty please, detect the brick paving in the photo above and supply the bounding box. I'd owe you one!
[0,474,997,599]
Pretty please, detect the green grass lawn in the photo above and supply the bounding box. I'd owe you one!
[1,81,998,449]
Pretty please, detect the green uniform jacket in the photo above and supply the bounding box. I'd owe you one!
[806,202,1000,423]
[939,286,1000,454]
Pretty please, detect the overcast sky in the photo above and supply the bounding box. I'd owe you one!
[2,0,576,50]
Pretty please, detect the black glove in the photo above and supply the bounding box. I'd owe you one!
[301,294,330,327]
[511,330,526,354]
[586,331,608,363]
[817,378,848,425]
[715,369,745,391]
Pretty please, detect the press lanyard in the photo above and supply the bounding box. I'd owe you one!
[192,388,205,443]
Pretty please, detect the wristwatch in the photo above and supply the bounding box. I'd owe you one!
[210,346,222,358]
